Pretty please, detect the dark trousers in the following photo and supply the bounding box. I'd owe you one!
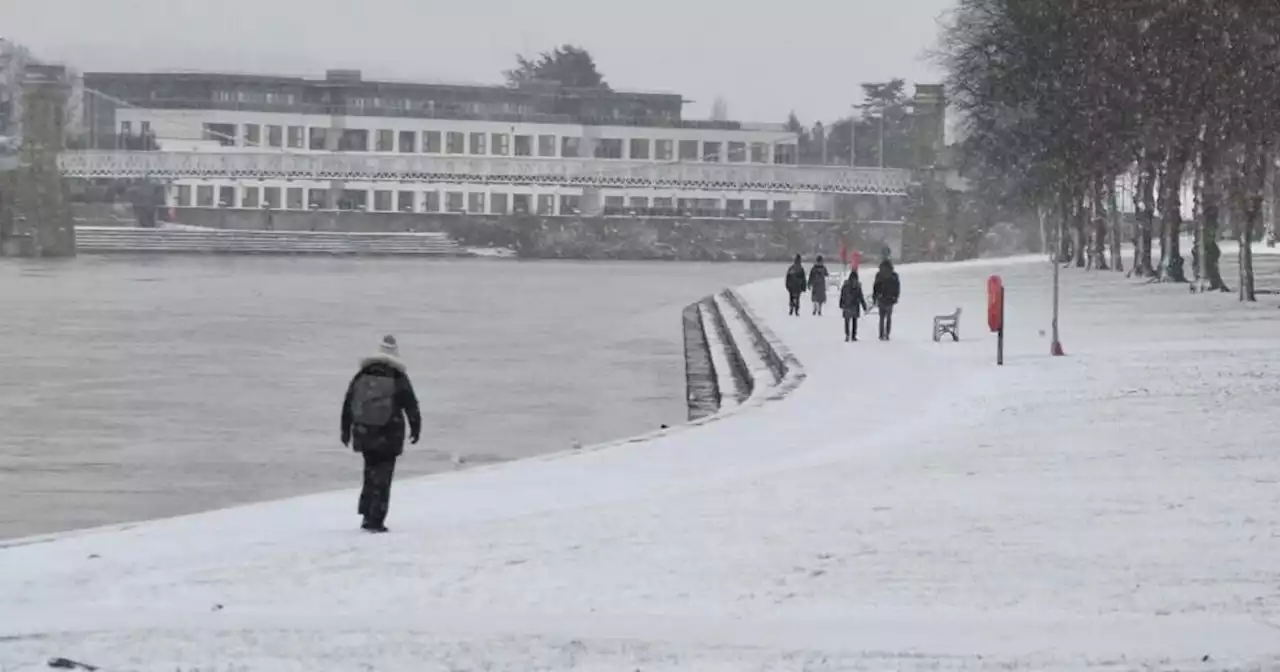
[358,452,397,526]
[844,313,860,340]
[788,292,801,315]
[878,304,894,340]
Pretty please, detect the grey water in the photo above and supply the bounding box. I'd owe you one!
[0,256,772,539]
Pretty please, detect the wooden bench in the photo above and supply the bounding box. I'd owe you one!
[933,307,961,342]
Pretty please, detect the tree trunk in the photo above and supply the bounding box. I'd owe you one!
[1072,185,1087,268]
[1238,140,1267,302]
[1199,130,1229,291]
[1136,153,1157,276]
[1108,180,1123,272]
[1091,180,1109,270]
[1057,192,1072,263]
[1158,144,1190,282]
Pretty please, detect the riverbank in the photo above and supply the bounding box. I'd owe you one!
[3,256,1280,670]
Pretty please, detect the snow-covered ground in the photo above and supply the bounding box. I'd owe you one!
[3,256,1280,671]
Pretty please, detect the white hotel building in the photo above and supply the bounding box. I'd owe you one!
[77,70,884,220]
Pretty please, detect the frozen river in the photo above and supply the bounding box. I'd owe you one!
[0,255,772,539]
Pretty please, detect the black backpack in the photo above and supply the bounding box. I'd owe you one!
[350,372,397,426]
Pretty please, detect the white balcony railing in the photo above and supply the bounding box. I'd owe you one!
[57,150,912,196]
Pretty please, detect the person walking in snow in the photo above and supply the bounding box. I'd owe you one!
[785,255,807,316]
[808,255,830,316]
[341,335,421,533]
[871,259,902,341]
[838,270,869,342]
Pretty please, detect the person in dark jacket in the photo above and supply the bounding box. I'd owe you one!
[784,255,807,316]
[871,260,902,341]
[838,270,869,342]
[341,335,421,533]
[808,255,830,316]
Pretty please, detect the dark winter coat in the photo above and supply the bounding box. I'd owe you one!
[785,263,807,295]
[872,264,901,308]
[341,355,422,457]
[808,264,830,303]
[839,276,869,317]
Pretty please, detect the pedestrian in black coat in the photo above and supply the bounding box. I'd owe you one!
[784,255,807,316]
[341,335,422,533]
[838,271,869,341]
[871,260,902,341]
[808,256,830,316]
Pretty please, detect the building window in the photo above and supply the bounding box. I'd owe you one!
[242,186,260,208]
[655,139,674,161]
[595,138,623,159]
[446,132,465,154]
[140,121,151,137]
[728,142,746,163]
[774,144,797,165]
[309,188,328,210]
[287,126,305,149]
[559,194,581,215]
[376,130,395,152]
[702,142,722,162]
[678,140,698,161]
[424,191,441,213]
[538,134,557,157]
[196,185,214,207]
[749,199,769,217]
[491,192,509,214]
[561,137,581,158]
[514,135,533,157]
[120,121,132,139]
[629,139,650,160]
[244,124,261,147]
[773,200,792,216]
[203,123,236,147]
[512,194,531,214]
[287,187,304,209]
[339,129,368,152]
[725,199,745,216]
[266,125,283,148]
[491,133,510,156]
[446,191,465,212]
[604,195,625,213]
[423,130,442,153]
[397,191,415,212]
[309,127,328,150]
[213,90,233,102]
[340,190,369,211]
[469,132,486,155]
[629,196,649,209]
[399,131,416,153]
[174,185,191,207]
[751,142,769,163]
[537,194,555,215]
[468,193,486,213]
[263,187,281,209]
[373,190,394,212]
[653,197,674,211]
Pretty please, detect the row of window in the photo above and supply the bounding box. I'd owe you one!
[205,90,667,122]
[152,120,798,164]
[171,184,795,217]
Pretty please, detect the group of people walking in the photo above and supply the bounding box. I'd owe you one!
[786,254,901,342]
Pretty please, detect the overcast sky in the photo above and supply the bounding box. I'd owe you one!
[2,0,955,123]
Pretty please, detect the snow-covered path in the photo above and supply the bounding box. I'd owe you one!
[3,258,1280,671]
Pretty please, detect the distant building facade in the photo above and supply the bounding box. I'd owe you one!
[82,70,826,219]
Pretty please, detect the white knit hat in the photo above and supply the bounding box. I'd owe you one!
[378,334,400,358]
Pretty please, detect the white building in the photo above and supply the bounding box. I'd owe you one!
[81,70,856,219]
